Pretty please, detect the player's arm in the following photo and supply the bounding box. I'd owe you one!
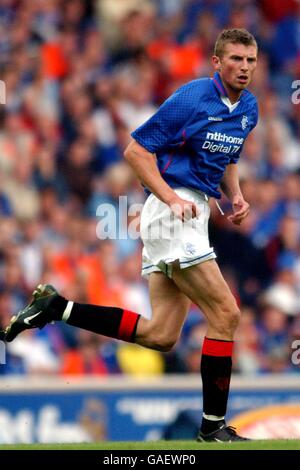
[124,139,198,220]
[125,83,202,220]
[220,163,250,225]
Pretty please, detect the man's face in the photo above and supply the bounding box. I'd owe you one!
[213,42,257,96]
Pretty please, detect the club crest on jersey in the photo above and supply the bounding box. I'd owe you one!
[241,115,248,130]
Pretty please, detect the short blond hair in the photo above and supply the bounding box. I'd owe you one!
[214,28,257,58]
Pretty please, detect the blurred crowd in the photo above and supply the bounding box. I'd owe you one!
[0,0,299,376]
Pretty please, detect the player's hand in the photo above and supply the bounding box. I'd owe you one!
[168,196,200,222]
[227,195,250,225]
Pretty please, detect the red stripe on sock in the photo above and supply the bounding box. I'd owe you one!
[202,337,233,357]
[118,309,139,342]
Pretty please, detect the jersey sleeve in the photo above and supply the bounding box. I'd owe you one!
[131,85,197,153]
[229,153,242,164]
[250,101,259,131]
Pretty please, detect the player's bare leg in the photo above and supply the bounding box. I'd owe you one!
[172,259,240,341]
[171,258,248,441]
[135,272,191,351]
[3,272,190,349]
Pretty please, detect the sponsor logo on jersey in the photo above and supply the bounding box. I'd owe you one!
[205,132,244,145]
[202,132,244,154]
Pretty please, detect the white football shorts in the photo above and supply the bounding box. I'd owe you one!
[140,187,216,278]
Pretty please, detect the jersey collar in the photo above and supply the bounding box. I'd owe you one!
[212,71,243,111]
[212,72,228,97]
[212,71,245,99]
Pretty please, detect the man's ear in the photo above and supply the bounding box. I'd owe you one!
[212,55,221,72]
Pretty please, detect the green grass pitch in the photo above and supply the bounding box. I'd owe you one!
[0,440,300,450]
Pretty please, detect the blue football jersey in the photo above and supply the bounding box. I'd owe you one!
[131,72,258,199]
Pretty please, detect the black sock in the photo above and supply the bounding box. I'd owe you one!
[50,296,140,342]
[51,296,68,320]
[201,417,225,434]
[200,337,233,433]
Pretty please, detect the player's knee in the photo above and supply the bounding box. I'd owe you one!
[218,308,241,336]
[151,334,178,352]
[227,308,241,331]
[212,297,241,336]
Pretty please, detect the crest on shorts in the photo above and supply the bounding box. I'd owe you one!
[185,243,196,255]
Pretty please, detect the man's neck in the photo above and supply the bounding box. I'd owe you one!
[222,83,242,104]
